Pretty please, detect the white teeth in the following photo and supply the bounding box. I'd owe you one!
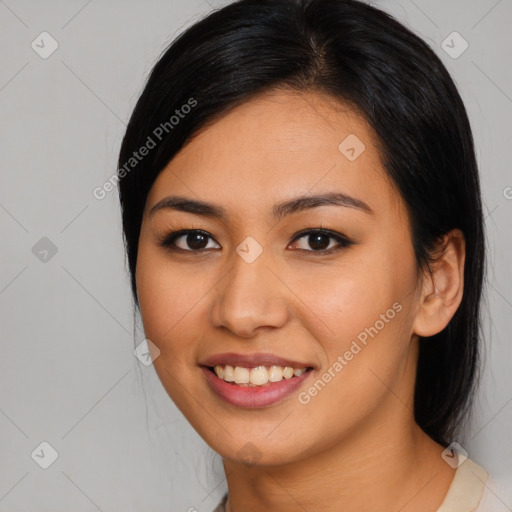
[212,364,309,386]
[268,365,283,382]
[223,365,235,382]
[233,366,249,384]
[249,366,269,385]
[282,366,294,379]
[214,365,224,379]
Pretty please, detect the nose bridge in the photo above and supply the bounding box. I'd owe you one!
[210,241,289,337]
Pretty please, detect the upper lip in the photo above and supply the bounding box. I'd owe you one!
[199,352,315,369]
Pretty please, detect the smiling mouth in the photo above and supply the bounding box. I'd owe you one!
[207,364,314,387]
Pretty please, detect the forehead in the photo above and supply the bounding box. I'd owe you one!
[145,89,401,221]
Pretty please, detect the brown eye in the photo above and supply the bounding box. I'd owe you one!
[306,233,331,250]
[159,230,220,251]
[289,229,353,253]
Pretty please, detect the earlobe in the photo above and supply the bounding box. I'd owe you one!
[412,229,466,338]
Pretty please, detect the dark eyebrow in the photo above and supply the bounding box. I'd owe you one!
[272,192,373,219]
[149,196,227,218]
[149,192,373,219]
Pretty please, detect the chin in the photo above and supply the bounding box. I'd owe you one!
[200,427,311,467]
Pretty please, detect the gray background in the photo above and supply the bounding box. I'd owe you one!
[1,0,511,510]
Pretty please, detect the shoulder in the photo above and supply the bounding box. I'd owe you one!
[474,474,511,512]
[436,457,488,511]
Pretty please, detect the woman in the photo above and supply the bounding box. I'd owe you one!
[118,0,490,509]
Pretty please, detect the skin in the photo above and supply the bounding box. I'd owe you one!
[135,89,466,511]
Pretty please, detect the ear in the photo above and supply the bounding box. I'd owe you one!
[412,229,466,338]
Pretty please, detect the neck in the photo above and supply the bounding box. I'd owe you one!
[222,399,455,512]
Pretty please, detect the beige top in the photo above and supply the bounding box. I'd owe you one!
[212,457,488,512]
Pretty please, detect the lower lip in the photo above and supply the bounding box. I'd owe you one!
[201,366,313,408]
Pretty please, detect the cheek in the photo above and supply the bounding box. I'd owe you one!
[287,247,416,402]
[135,244,203,360]
[285,251,412,350]
[135,246,210,415]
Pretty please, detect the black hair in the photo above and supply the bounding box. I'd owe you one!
[117,0,485,446]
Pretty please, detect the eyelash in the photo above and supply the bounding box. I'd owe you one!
[157,228,354,255]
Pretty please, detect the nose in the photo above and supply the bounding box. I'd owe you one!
[209,247,290,338]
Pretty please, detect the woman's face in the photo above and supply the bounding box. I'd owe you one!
[136,89,424,466]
